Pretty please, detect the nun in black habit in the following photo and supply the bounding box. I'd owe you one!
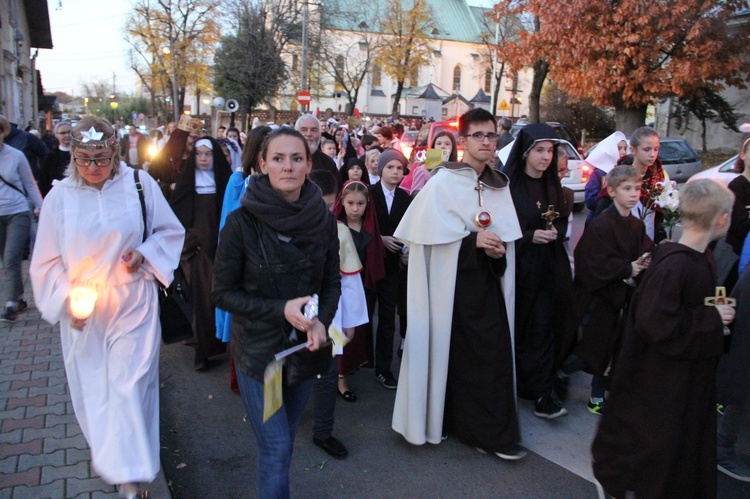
[502,123,573,419]
[169,136,232,370]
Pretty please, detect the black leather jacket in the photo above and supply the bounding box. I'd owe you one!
[212,206,341,381]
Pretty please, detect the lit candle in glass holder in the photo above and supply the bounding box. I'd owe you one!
[69,287,98,320]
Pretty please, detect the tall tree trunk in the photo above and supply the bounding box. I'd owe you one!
[614,104,648,136]
[528,59,548,123]
[392,80,405,116]
[348,89,359,116]
[492,61,505,117]
[178,87,186,116]
[149,90,156,117]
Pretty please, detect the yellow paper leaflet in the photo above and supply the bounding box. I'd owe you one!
[329,324,349,356]
[263,359,283,423]
[425,148,449,170]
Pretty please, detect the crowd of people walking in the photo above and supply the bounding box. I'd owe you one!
[2,105,749,499]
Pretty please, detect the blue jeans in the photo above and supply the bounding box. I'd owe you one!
[236,367,314,499]
[0,211,30,306]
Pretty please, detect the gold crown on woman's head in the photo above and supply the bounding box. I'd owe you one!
[71,126,118,150]
[177,115,203,135]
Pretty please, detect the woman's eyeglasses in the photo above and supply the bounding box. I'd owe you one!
[73,156,114,168]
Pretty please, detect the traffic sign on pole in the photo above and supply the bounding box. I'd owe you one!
[297,90,312,106]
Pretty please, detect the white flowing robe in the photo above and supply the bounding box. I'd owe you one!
[392,164,522,445]
[30,167,184,484]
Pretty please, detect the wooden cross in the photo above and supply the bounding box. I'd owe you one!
[704,286,736,307]
[475,180,485,207]
[541,204,559,230]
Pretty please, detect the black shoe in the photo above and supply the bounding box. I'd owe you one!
[313,436,348,458]
[16,299,27,313]
[194,354,209,372]
[338,389,357,402]
[1,307,18,322]
[375,372,397,390]
[534,395,568,420]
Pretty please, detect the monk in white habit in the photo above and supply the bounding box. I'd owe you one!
[392,108,525,460]
[30,117,184,499]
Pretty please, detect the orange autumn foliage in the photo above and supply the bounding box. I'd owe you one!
[492,0,750,110]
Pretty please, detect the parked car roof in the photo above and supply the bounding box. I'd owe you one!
[687,154,739,186]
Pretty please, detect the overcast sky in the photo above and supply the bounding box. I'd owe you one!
[36,0,496,97]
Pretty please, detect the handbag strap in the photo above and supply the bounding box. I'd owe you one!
[134,169,147,243]
[0,173,27,197]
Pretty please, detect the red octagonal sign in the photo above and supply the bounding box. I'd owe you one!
[297,90,312,106]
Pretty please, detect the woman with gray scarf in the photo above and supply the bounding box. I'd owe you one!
[212,128,341,498]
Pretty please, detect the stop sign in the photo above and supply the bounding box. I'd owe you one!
[297,90,312,106]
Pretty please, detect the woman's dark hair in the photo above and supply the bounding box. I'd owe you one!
[241,125,272,177]
[341,157,371,185]
[259,128,312,164]
[431,130,458,162]
[734,137,750,174]
[227,126,243,147]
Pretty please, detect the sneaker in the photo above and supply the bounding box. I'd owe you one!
[718,456,750,482]
[375,372,397,390]
[16,299,27,313]
[494,443,527,461]
[717,403,726,415]
[587,398,606,416]
[476,445,527,461]
[1,307,18,322]
[534,395,568,420]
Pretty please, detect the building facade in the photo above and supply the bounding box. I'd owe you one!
[0,0,52,126]
[274,0,533,120]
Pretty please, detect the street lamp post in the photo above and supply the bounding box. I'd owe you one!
[300,1,309,113]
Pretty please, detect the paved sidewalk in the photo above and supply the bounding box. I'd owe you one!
[0,264,170,498]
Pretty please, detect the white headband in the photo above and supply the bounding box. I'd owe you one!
[195,138,213,150]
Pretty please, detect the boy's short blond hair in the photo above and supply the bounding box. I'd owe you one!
[680,179,734,230]
[606,165,640,190]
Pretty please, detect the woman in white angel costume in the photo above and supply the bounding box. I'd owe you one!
[30,116,184,499]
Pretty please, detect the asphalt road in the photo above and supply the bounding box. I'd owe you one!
[158,346,597,499]
[158,208,749,498]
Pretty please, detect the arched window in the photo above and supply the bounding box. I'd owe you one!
[484,67,492,93]
[372,65,382,86]
[453,64,461,92]
[335,55,345,72]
